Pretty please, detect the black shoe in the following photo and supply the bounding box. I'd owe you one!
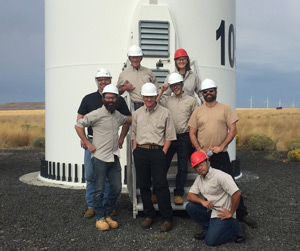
[235,223,246,243]
[241,215,257,228]
[193,231,206,240]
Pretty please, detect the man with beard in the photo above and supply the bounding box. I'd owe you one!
[75,84,132,231]
[77,68,131,219]
[188,79,257,229]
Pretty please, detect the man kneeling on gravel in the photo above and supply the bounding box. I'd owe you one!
[75,84,131,231]
[186,151,246,246]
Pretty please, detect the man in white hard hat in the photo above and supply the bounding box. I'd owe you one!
[156,72,198,205]
[188,79,257,228]
[75,84,132,231]
[132,82,176,232]
[117,45,159,110]
[77,68,131,219]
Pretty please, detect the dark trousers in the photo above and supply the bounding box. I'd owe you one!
[133,147,173,222]
[165,132,193,196]
[209,152,248,220]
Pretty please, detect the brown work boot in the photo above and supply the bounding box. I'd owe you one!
[151,194,157,204]
[96,218,110,231]
[105,216,118,229]
[160,221,173,232]
[84,208,95,218]
[174,196,183,205]
[141,217,153,229]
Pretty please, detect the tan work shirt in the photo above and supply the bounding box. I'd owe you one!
[132,103,177,146]
[117,65,158,103]
[188,102,239,152]
[160,93,198,134]
[76,106,128,162]
[189,167,239,218]
[163,70,202,99]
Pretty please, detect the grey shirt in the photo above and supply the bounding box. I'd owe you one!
[76,106,128,162]
[117,65,158,103]
[132,103,177,146]
[160,93,198,134]
[189,167,239,218]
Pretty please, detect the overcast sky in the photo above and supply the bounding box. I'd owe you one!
[0,0,299,108]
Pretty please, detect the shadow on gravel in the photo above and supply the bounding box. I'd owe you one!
[0,149,299,250]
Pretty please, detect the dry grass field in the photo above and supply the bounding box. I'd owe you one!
[236,108,300,151]
[0,108,299,150]
[0,110,45,148]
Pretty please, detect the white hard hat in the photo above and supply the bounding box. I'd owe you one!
[128,45,143,57]
[141,82,158,96]
[201,79,217,91]
[102,84,119,95]
[95,68,112,79]
[169,72,183,85]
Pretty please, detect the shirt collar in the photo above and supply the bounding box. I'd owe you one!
[144,102,159,113]
[203,166,214,180]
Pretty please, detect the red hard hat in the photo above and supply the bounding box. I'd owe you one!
[190,151,208,168]
[174,48,188,59]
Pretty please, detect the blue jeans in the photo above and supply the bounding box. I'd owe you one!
[186,202,240,246]
[84,137,110,208]
[92,156,122,220]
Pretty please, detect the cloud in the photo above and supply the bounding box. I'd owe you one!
[0,0,44,104]
[0,0,299,108]
[236,0,300,107]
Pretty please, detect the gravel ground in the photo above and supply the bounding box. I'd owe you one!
[0,149,299,251]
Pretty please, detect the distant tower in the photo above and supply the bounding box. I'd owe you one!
[265,97,269,108]
[249,96,253,108]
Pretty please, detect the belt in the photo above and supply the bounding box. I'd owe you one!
[137,144,163,150]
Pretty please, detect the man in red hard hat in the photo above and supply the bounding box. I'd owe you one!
[186,151,246,246]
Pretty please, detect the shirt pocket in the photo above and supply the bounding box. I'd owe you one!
[153,117,166,136]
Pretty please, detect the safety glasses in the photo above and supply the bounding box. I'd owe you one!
[202,88,216,94]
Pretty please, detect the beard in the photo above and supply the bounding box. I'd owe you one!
[103,101,117,112]
[204,93,217,102]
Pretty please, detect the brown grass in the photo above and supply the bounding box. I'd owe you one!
[0,110,45,148]
[0,108,299,151]
[236,108,300,151]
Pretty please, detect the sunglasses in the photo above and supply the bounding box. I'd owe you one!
[104,96,117,101]
[202,88,216,94]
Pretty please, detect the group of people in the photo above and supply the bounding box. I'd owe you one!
[75,45,257,247]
